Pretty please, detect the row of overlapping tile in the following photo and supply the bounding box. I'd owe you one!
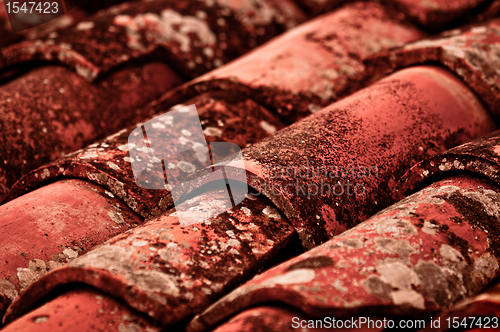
[1,0,500,331]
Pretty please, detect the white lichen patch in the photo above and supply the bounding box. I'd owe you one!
[203,127,222,137]
[0,279,18,301]
[115,9,216,54]
[262,269,316,286]
[439,244,464,263]
[374,238,416,256]
[377,260,421,290]
[240,206,252,216]
[63,248,79,259]
[41,168,50,179]
[421,220,439,236]
[391,290,425,310]
[177,161,196,173]
[107,161,121,171]
[262,206,281,220]
[17,259,62,290]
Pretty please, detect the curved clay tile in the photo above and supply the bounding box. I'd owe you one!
[0,92,284,315]
[211,306,384,332]
[3,189,296,326]
[154,2,425,122]
[5,92,285,217]
[421,281,500,331]
[366,19,500,119]
[237,66,494,248]
[0,0,305,200]
[0,63,182,201]
[1,0,500,330]
[0,179,143,316]
[395,129,500,200]
[187,173,500,332]
[1,288,161,332]
[2,65,495,328]
[293,0,493,30]
[0,0,306,82]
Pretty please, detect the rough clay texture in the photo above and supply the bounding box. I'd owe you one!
[396,129,500,200]
[366,19,500,120]
[187,175,500,332]
[5,92,285,218]
[293,0,491,29]
[211,306,383,332]
[239,66,495,248]
[3,191,295,326]
[154,2,425,123]
[384,0,491,29]
[0,179,143,316]
[0,63,181,201]
[0,0,305,81]
[0,288,160,332]
[293,0,346,14]
[422,282,500,331]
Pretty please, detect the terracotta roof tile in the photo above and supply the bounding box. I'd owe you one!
[3,189,295,326]
[5,92,285,216]
[0,63,182,200]
[0,0,305,82]
[156,2,425,122]
[396,129,500,200]
[211,306,383,332]
[0,179,143,316]
[1,0,500,330]
[367,19,500,118]
[422,281,500,331]
[383,0,491,29]
[187,173,500,332]
[1,288,160,332]
[294,0,495,29]
[240,65,494,248]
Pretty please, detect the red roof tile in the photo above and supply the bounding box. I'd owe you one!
[384,0,491,29]
[5,92,285,217]
[422,281,500,331]
[1,0,500,330]
[187,173,500,332]
[0,63,182,200]
[0,0,307,202]
[212,306,384,332]
[0,179,143,316]
[396,129,500,200]
[3,189,295,326]
[157,2,425,122]
[240,65,494,248]
[0,0,305,81]
[367,19,500,119]
[1,288,160,332]
[294,0,494,29]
